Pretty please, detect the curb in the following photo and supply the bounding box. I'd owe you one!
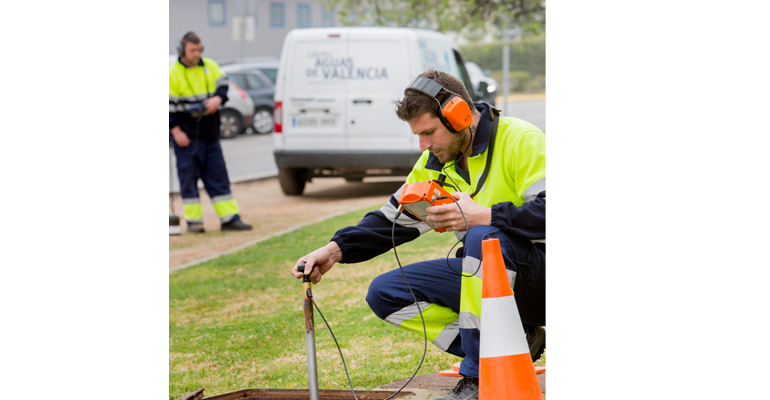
[169,172,278,194]
[495,93,546,103]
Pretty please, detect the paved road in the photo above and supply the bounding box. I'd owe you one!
[169,100,544,192]
[502,99,546,132]
[169,133,275,192]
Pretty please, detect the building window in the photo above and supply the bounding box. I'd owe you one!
[234,0,258,26]
[321,6,335,27]
[208,0,226,27]
[297,4,311,28]
[270,2,285,28]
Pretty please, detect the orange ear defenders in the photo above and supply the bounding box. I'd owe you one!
[406,76,473,133]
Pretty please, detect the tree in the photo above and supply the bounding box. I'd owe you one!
[320,0,545,38]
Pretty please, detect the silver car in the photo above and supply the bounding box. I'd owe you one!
[169,55,255,139]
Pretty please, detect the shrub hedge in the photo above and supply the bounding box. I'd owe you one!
[460,35,545,75]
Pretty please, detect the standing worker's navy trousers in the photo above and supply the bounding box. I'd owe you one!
[172,137,241,224]
[366,226,545,379]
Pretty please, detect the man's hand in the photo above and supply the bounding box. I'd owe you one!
[291,241,343,284]
[425,192,492,232]
[204,95,223,115]
[171,127,190,148]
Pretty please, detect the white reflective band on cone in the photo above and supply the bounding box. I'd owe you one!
[479,295,529,358]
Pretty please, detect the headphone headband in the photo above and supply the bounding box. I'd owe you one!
[407,76,444,98]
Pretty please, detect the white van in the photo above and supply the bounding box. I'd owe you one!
[272,27,480,195]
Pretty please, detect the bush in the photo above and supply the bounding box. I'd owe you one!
[460,36,545,76]
[491,70,531,93]
[525,74,546,93]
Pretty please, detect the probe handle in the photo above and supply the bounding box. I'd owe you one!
[297,263,313,283]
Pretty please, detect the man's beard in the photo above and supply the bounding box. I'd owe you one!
[435,132,467,164]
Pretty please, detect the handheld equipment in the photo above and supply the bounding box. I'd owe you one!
[398,180,455,232]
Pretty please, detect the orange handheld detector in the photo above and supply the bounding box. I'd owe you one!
[398,180,455,233]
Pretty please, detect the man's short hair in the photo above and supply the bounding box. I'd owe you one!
[181,32,201,47]
[395,69,474,123]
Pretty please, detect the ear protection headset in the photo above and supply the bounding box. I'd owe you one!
[406,76,473,133]
[177,32,204,57]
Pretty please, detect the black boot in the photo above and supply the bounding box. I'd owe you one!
[525,325,546,362]
[431,376,479,400]
[221,219,253,231]
[187,222,205,234]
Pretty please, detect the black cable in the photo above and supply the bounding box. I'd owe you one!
[308,294,362,400]
[307,185,500,400]
[379,206,429,399]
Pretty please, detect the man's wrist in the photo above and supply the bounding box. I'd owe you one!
[483,207,492,226]
[326,241,343,263]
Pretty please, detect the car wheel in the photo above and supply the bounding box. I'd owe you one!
[253,106,274,134]
[278,167,309,196]
[219,109,243,139]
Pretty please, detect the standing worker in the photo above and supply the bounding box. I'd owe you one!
[169,32,252,233]
[292,70,545,400]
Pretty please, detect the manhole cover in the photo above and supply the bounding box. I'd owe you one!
[203,388,414,400]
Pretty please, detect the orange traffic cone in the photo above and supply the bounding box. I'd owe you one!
[479,238,543,400]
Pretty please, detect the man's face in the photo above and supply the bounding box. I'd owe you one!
[182,42,203,66]
[408,113,467,164]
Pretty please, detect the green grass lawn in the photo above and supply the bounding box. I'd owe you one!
[170,206,544,399]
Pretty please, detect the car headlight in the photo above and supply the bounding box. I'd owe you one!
[487,84,497,93]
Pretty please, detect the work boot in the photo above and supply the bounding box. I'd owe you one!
[525,325,546,362]
[187,222,205,234]
[221,219,253,231]
[431,376,479,400]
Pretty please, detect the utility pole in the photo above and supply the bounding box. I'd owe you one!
[240,11,246,63]
[502,32,510,116]
[232,0,255,62]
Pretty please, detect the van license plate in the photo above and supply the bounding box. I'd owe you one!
[292,116,337,127]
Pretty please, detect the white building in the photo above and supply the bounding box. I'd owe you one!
[170,0,337,62]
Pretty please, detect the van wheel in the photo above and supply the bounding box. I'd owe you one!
[220,109,243,139]
[279,168,309,195]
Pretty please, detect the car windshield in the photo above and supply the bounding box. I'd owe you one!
[464,62,485,79]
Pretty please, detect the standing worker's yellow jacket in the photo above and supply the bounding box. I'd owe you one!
[169,57,229,140]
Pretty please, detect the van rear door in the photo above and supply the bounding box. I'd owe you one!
[281,30,348,150]
[345,29,413,150]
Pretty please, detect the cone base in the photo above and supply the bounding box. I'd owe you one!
[480,353,543,400]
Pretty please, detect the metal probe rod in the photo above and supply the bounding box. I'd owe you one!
[298,264,320,400]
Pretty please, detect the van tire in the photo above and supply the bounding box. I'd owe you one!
[279,168,308,195]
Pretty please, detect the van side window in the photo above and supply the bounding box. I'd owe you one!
[453,50,477,100]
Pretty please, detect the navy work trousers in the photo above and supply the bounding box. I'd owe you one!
[173,138,233,202]
[366,225,545,379]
